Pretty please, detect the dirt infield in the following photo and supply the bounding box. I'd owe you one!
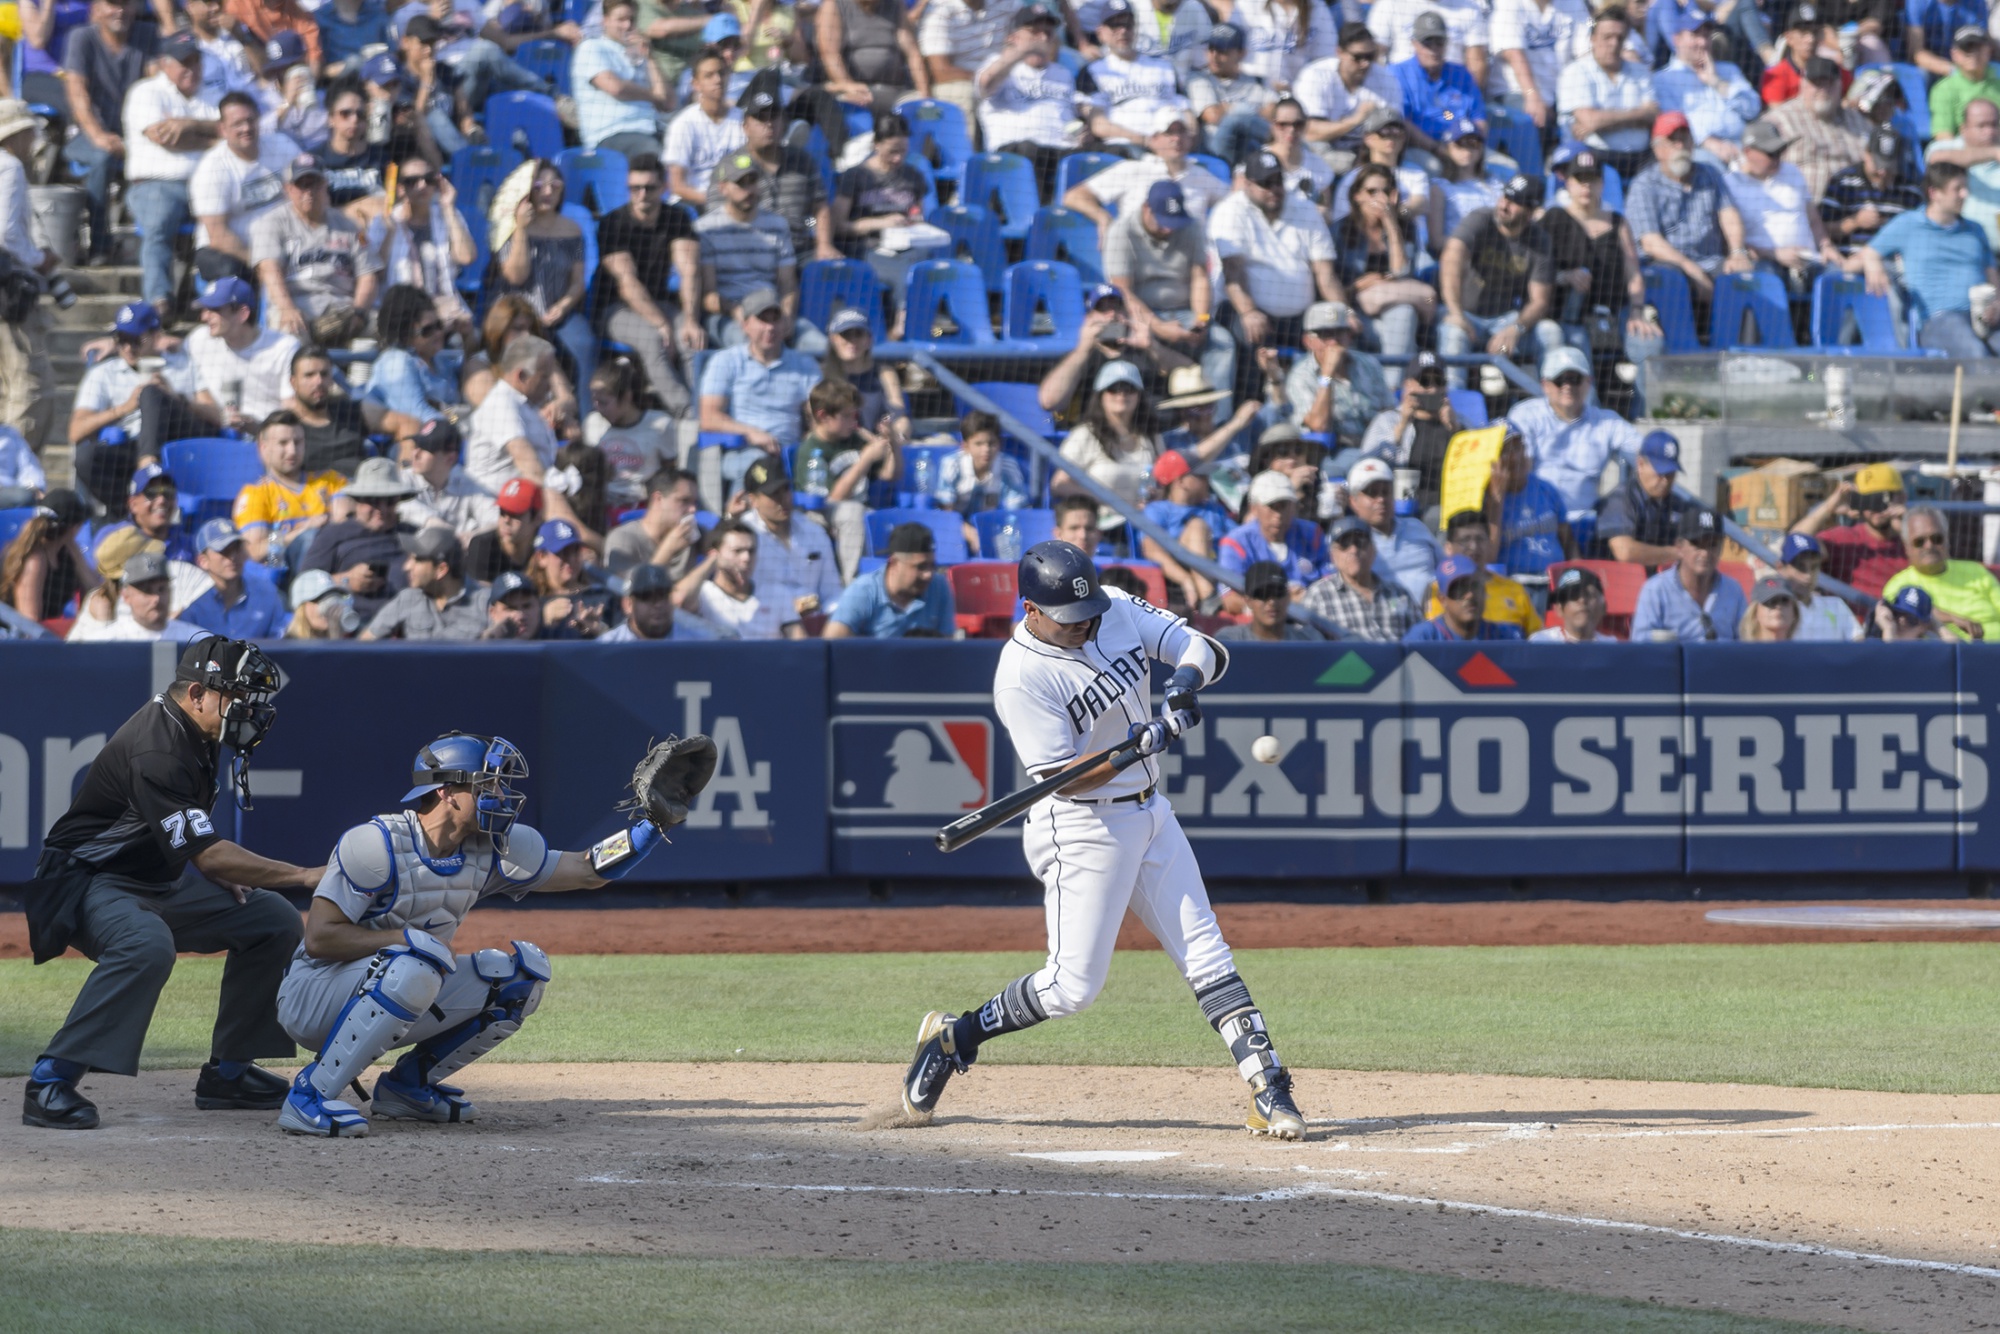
[4,1062,1996,1333]
[6,900,1999,960]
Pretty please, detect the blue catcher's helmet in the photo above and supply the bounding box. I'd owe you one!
[402,733,530,840]
[1019,540,1112,624]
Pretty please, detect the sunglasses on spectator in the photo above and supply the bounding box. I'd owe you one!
[331,105,363,119]
[1273,117,1305,130]
[1334,532,1373,549]
[1552,371,1587,388]
[1910,532,1947,548]
[1419,35,1448,48]
[1345,47,1377,62]
[403,171,435,186]
[1684,534,1721,549]
[1359,482,1394,499]
[1444,578,1480,599]
[628,178,661,193]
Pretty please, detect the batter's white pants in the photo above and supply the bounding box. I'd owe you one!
[1022,794,1237,1018]
[276,954,511,1052]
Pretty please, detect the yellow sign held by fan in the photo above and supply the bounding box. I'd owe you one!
[1438,425,1508,523]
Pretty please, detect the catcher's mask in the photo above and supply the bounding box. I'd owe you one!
[175,636,282,808]
[402,733,530,844]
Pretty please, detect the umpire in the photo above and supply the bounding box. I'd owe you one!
[22,637,323,1130]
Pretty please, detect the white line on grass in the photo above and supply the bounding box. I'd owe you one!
[575,1175,2000,1280]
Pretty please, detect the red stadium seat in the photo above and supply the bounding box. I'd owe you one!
[1545,559,1648,640]
[948,561,1018,639]
[1718,561,1755,598]
[1101,562,1169,607]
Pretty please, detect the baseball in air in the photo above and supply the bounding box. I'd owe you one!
[1252,735,1282,765]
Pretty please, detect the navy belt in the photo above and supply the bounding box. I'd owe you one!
[1068,784,1157,806]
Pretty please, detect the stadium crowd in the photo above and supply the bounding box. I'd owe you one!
[0,0,1995,645]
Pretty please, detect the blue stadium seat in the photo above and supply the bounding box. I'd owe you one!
[449,144,525,222]
[1001,260,1085,346]
[866,507,971,562]
[804,125,835,195]
[927,204,1008,293]
[558,147,630,216]
[903,260,996,344]
[1188,152,1233,184]
[514,38,572,96]
[1810,271,1901,352]
[843,102,875,140]
[561,203,599,281]
[908,153,941,216]
[485,92,564,162]
[1486,104,1543,178]
[1024,206,1104,284]
[1641,263,1702,353]
[974,507,1056,557]
[1855,62,1931,141]
[800,258,887,340]
[1710,271,1796,349]
[162,439,264,505]
[961,381,1055,443]
[1448,388,1488,426]
[1055,151,1122,197]
[901,98,972,183]
[960,153,1040,239]
[0,505,33,551]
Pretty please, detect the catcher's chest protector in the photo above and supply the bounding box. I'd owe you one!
[351,813,502,948]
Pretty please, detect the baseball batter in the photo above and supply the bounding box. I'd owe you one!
[274,731,714,1136]
[901,541,1308,1139]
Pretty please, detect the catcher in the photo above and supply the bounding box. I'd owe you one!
[272,731,715,1137]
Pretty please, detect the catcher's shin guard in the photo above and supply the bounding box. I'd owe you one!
[302,932,453,1100]
[395,941,550,1088]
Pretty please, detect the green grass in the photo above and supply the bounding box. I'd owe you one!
[0,1229,1841,1334]
[7,943,2000,1093]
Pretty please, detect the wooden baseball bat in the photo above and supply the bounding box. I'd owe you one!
[935,735,1148,852]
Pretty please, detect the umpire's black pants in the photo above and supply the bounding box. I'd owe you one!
[41,866,302,1076]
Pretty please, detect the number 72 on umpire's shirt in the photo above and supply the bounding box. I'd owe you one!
[161,809,216,848]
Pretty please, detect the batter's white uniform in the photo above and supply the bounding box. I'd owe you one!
[995,588,1233,1018]
[276,810,561,1050]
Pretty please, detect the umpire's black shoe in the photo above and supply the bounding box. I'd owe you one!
[23,1079,99,1130]
[194,1062,289,1110]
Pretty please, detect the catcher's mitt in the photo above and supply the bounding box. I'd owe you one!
[626,734,719,829]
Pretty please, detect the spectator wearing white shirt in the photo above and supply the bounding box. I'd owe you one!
[1651,22,1760,167]
[1727,116,1845,298]
[1079,0,1214,77]
[69,301,211,508]
[1367,0,1490,91]
[185,277,303,432]
[1294,23,1401,168]
[917,0,1021,127]
[189,91,302,283]
[1771,531,1865,641]
[1078,0,1188,146]
[573,0,671,157]
[464,334,584,528]
[663,47,746,206]
[67,548,176,643]
[1188,23,1273,165]
[976,9,1078,194]
[1218,0,1336,95]
[735,454,845,611]
[0,421,44,508]
[1556,6,1658,183]
[1490,0,1591,138]
[1063,108,1231,243]
[398,417,498,540]
[674,517,806,638]
[1209,149,1342,395]
[1529,564,1607,641]
[0,100,56,451]
[123,33,223,310]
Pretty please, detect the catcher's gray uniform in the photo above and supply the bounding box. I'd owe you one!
[276,810,559,1048]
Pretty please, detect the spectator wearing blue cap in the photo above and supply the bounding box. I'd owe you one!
[1772,531,1865,641]
[122,32,222,310]
[91,466,196,568]
[1103,179,1238,411]
[254,31,329,152]
[1630,504,1746,640]
[177,519,290,638]
[1404,553,1528,641]
[1299,514,1422,640]
[68,301,206,505]
[1505,345,1642,523]
[185,277,304,432]
[1876,583,1941,640]
[1438,174,1566,392]
[1188,23,1274,165]
[1593,427,1691,566]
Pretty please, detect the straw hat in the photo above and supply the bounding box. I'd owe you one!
[1157,365,1227,410]
[0,99,39,145]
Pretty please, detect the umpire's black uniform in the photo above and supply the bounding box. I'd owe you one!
[25,640,302,1129]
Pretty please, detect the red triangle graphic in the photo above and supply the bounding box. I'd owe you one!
[1457,652,1516,687]
[941,721,990,806]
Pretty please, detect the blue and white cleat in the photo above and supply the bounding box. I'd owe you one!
[277,1065,370,1137]
[372,1067,476,1123]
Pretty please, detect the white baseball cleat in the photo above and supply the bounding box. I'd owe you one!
[277,1067,369,1137]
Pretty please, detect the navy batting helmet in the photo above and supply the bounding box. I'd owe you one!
[1019,540,1112,624]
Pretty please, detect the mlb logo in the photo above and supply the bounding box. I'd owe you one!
[832,718,992,815]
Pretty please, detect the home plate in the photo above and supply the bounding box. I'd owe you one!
[1705,906,2000,930]
[1012,1151,1182,1163]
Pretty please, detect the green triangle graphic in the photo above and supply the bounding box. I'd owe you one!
[1316,651,1375,687]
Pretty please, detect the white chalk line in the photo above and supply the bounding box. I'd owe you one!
[1569,1120,2000,1141]
[575,1175,2000,1280]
